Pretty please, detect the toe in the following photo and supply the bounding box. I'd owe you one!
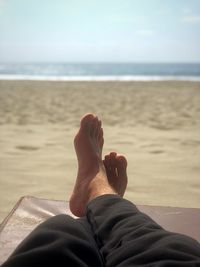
[108,153,118,178]
[116,155,127,177]
[97,119,102,136]
[103,157,112,177]
[95,118,101,139]
[117,155,127,168]
[90,116,98,137]
[104,154,110,162]
[81,113,95,125]
[110,152,118,168]
[80,113,95,131]
[99,127,104,148]
[110,152,117,159]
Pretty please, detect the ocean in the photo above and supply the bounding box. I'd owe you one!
[0,63,200,81]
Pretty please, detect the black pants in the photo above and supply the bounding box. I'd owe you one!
[2,195,200,266]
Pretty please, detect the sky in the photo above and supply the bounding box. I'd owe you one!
[0,0,200,63]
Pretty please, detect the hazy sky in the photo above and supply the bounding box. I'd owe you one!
[0,0,200,62]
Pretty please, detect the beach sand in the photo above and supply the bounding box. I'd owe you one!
[0,80,200,222]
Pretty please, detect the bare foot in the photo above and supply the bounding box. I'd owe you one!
[103,152,128,197]
[69,114,116,217]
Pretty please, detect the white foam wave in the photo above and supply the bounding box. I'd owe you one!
[0,75,200,82]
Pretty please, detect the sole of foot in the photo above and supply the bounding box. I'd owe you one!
[69,114,116,217]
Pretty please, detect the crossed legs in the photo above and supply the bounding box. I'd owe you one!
[2,114,200,267]
[69,113,127,217]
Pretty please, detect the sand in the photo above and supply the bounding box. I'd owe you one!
[0,80,200,222]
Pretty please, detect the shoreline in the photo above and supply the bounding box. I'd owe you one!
[0,76,200,82]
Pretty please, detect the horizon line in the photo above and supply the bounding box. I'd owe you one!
[0,61,200,64]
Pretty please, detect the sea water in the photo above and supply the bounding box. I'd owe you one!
[0,63,200,81]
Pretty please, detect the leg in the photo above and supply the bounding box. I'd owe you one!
[1,214,104,267]
[87,195,200,267]
[70,113,200,266]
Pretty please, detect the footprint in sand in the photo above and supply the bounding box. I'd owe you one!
[149,150,165,154]
[15,145,40,151]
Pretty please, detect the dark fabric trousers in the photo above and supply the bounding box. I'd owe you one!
[2,195,200,267]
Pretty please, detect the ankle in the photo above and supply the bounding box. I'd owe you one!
[87,179,117,204]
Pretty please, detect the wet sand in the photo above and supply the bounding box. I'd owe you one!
[0,80,200,222]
